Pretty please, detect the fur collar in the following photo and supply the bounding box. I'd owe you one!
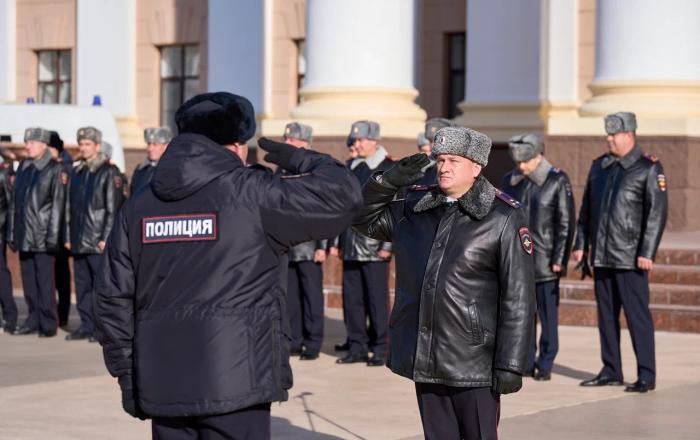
[509,157,553,187]
[414,174,496,220]
[32,149,53,171]
[601,144,642,169]
[350,145,388,170]
[76,152,109,173]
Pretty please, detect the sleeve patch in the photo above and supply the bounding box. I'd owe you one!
[657,174,666,192]
[60,172,69,185]
[114,175,123,189]
[519,227,533,255]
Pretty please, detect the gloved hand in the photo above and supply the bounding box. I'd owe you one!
[258,137,300,173]
[118,375,148,420]
[382,153,431,187]
[492,369,522,395]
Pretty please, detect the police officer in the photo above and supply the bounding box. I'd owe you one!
[8,127,68,337]
[0,158,18,333]
[415,117,454,186]
[94,92,362,439]
[64,127,123,341]
[280,122,328,360]
[501,133,575,381]
[354,126,535,440]
[333,120,393,367]
[101,141,129,199]
[48,131,72,328]
[574,112,667,393]
[130,127,172,194]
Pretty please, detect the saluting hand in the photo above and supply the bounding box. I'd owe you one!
[258,137,300,173]
[382,153,431,187]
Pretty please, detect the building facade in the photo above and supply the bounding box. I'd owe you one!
[0,0,698,230]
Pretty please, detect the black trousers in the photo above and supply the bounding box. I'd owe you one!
[54,247,72,325]
[342,261,389,356]
[73,254,102,334]
[19,252,56,333]
[287,261,325,353]
[594,268,656,382]
[151,403,271,440]
[0,245,18,324]
[528,280,560,374]
[415,383,500,440]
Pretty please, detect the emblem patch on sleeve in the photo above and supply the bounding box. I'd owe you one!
[142,213,218,244]
[114,176,123,189]
[657,174,667,192]
[519,227,533,255]
[60,172,69,185]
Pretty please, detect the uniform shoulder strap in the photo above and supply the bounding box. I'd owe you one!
[494,188,521,209]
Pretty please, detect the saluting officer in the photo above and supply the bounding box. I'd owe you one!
[354,126,535,440]
[8,127,68,337]
[281,122,328,360]
[130,127,172,195]
[575,112,667,393]
[333,121,394,367]
[501,133,575,380]
[94,92,362,439]
[64,127,124,341]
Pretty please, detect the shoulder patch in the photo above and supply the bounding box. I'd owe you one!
[642,153,659,163]
[495,189,521,209]
[60,171,69,185]
[408,184,438,192]
[142,213,218,244]
[519,227,534,255]
[657,174,667,192]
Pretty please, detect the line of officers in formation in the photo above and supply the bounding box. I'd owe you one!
[281,111,666,397]
[0,125,172,340]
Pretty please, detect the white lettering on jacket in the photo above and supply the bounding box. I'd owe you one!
[142,213,218,244]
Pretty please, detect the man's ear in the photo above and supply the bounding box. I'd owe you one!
[473,163,483,178]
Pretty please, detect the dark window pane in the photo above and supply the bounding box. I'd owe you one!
[161,80,181,131]
[59,50,71,81]
[161,46,182,78]
[450,35,465,71]
[39,83,57,104]
[38,51,56,81]
[184,45,200,77]
[184,78,199,102]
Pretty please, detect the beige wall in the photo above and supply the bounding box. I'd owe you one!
[578,0,596,103]
[270,0,306,120]
[135,0,208,134]
[417,0,466,119]
[15,0,76,104]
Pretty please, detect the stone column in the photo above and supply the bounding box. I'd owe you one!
[279,0,425,139]
[579,0,700,119]
[0,0,16,103]
[76,0,140,146]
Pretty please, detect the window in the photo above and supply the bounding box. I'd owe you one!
[446,33,466,119]
[295,39,306,103]
[160,45,200,132]
[37,50,71,104]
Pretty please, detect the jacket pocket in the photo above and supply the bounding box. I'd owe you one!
[466,302,485,346]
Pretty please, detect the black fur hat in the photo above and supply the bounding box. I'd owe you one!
[175,92,256,145]
[48,131,64,152]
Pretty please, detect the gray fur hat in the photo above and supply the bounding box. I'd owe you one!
[605,112,637,135]
[349,120,381,141]
[508,133,543,162]
[417,132,430,148]
[24,127,51,144]
[425,117,454,142]
[77,126,102,144]
[432,127,491,167]
[284,122,313,143]
[144,127,173,144]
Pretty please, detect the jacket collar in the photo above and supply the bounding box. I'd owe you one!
[32,149,53,171]
[601,144,642,169]
[76,152,109,173]
[350,145,388,170]
[414,174,496,220]
[509,157,552,187]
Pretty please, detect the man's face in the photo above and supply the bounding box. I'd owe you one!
[607,131,635,157]
[284,137,310,149]
[436,154,481,197]
[25,140,48,160]
[516,154,542,176]
[348,145,359,159]
[354,138,377,158]
[146,142,168,162]
[419,143,432,156]
[79,139,100,161]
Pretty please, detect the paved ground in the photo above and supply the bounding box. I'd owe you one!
[1,305,699,439]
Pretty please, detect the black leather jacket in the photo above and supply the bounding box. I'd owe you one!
[288,240,327,263]
[130,160,156,195]
[354,175,535,386]
[574,144,667,269]
[335,146,393,261]
[66,154,125,254]
[0,164,12,245]
[501,159,575,282]
[8,150,67,253]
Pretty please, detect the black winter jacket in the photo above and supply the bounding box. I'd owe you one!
[574,144,667,269]
[66,154,125,254]
[0,164,12,245]
[94,133,362,418]
[501,158,575,282]
[8,150,67,253]
[354,175,536,387]
[130,160,156,195]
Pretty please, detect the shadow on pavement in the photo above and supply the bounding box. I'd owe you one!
[272,416,346,439]
[320,315,347,359]
[552,363,596,381]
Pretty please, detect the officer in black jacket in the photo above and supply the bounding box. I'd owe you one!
[333,120,394,367]
[281,122,328,360]
[94,92,362,439]
[575,112,667,393]
[354,127,535,440]
[48,131,73,328]
[64,127,123,341]
[8,127,68,337]
[0,160,18,333]
[130,127,172,195]
[501,133,575,381]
